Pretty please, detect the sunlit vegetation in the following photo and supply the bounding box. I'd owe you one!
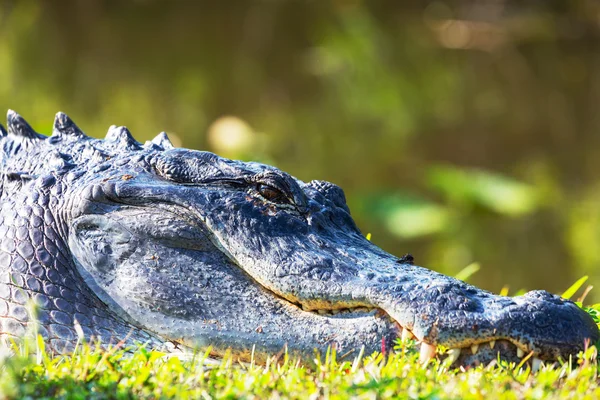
[0,327,598,399]
[0,276,596,399]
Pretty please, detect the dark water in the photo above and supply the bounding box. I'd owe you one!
[2,1,600,300]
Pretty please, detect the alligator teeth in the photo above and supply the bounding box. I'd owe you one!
[73,318,84,340]
[489,340,495,349]
[419,342,436,363]
[317,310,328,315]
[517,348,525,358]
[532,357,543,373]
[470,344,479,354]
[401,329,415,342]
[446,348,461,364]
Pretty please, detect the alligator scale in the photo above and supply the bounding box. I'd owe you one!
[0,110,597,368]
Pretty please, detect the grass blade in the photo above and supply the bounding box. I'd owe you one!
[454,263,480,282]
[561,276,588,300]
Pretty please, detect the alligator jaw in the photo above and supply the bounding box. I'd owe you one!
[444,340,523,367]
[274,298,595,368]
[281,302,594,369]
[301,282,597,367]
[230,266,597,367]
[244,252,598,367]
[247,304,537,369]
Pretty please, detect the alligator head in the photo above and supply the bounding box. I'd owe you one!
[0,111,597,368]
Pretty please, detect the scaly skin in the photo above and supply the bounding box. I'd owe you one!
[0,110,597,367]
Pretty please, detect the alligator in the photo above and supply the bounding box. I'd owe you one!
[0,110,597,369]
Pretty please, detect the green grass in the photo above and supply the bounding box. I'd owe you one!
[1,277,600,399]
[0,333,599,399]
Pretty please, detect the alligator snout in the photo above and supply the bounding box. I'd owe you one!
[359,270,599,366]
[263,240,599,367]
[206,193,599,367]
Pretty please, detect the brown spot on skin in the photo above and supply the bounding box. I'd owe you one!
[102,175,121,182]
[255,326,263,333]
[121,174,134,181]
[472,324,479,332]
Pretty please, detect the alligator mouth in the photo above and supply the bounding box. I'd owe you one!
[290,301,547,369]
[297,305,378,316]
[219,256,567,370]
[447,339,536,368]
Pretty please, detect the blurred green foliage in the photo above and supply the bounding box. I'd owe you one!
[1,0,600,299]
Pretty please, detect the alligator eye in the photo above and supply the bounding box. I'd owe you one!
[257,183,288,204]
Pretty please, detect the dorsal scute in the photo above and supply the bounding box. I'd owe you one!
[1,111,175,177]
[1,111,47,157]
[105,125,142,150]
[152,132,174,150]
[53,112,87,139]
[7,110,45,140]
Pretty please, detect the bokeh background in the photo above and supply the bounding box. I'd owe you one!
[1,0,600,300]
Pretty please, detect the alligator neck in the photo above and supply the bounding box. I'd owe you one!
[0,183,158,352]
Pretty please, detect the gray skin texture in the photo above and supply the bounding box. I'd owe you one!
[0,110,597,367]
